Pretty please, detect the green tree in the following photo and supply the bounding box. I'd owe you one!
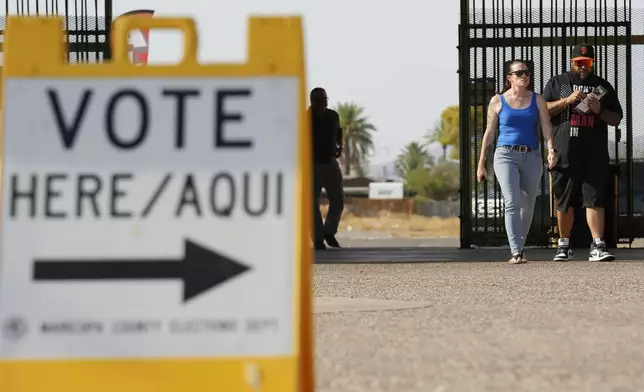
[435,105,486,161]
[395,141,430,178]
[405,167,432,198]
[424,161,460,200]
[404,160,460,201]
[422,106,460,161]
[335,102,377,176]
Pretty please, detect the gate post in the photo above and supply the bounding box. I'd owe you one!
[625,22,634,244]
[458,0,472,249]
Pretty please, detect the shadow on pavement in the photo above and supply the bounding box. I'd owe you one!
[315,247,644,263]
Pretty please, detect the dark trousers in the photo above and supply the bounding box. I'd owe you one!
[312,160,344,242]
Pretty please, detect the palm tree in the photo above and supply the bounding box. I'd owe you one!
[335,102,377,176]
[438,105,461,160]
[426,120,452,161]
[395,141,430,178]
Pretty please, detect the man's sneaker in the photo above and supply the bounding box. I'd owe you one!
[589,242,615,261]
[553,246,573,262]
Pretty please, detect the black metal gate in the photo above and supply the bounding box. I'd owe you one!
[1,0,113,64]
[458,0,636,248]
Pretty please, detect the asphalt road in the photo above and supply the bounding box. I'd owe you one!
[313,261,644,392]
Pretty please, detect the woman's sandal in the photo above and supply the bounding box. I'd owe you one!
[509,251,527,264]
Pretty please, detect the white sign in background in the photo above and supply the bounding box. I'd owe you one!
[0,78,298,359]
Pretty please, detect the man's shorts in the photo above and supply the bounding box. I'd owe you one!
[550,159,609,212]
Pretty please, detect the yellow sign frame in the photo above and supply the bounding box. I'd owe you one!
[0,16,313,392]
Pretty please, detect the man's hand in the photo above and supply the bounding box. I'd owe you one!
[566,90,586,105]
[587,96,601,114]
[335,145,344,158]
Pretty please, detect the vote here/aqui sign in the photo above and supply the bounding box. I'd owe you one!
[0,16,313,392]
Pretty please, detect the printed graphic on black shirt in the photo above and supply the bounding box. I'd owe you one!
[543,72,622,165]
[569,84,597,137]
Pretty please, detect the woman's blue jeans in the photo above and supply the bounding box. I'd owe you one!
[493,147,543,255]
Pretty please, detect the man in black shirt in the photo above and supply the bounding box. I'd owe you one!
[310,87,344,249]
[543,43,623,262]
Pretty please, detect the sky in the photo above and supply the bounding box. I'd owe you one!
[114,0,644,173]
[4,0,644,175]
[111,0,462,169]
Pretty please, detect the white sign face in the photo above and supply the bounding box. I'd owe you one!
[0,78,298,360]
[368,182,404,200]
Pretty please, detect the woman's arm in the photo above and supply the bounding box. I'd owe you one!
[478,95,500,168]
[536,94,555,152]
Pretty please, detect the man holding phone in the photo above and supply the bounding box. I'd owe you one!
[310,87,345,250]
[543,43,623,262]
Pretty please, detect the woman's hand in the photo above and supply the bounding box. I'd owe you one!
[547,149,558,169]
[477,164,487,183]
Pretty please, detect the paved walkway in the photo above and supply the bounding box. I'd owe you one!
[314,262,644,392]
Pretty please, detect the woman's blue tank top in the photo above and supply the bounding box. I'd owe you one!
[496,93,539,149]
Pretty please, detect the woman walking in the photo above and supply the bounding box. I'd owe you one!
[477,60,557,264]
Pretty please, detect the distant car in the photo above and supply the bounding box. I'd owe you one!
[471,196,504,218]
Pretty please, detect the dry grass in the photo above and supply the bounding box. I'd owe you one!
[320,205,460,238]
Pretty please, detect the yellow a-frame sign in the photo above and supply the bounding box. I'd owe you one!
[0,15,313,392]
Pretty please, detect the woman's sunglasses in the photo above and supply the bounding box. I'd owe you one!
[509,70,531,78]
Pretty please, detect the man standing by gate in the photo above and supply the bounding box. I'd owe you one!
[543,43,623,262]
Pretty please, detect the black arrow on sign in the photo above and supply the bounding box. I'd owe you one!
[32,239,251,303]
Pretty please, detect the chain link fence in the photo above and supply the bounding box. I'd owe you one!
[1,0,110,64]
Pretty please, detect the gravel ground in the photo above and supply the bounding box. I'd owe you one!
[313,262,644,392]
